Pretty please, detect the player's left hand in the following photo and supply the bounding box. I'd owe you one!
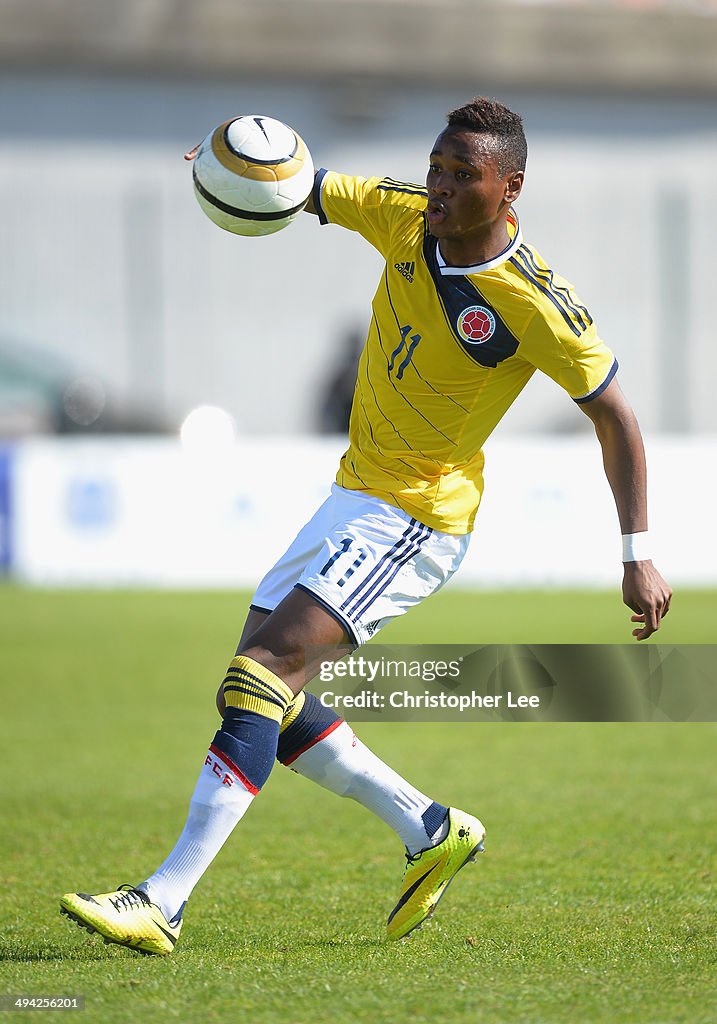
[622,561,672,641]
[184,145,200,162]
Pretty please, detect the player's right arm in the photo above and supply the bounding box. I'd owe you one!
[307,169,427,252]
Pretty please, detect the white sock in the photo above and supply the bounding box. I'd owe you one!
[287,722,449,855]
[138,746,255,923]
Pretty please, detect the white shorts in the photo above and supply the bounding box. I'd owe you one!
[251,484,470,646]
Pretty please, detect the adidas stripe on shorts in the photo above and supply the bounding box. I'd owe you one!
[251,484,470,646]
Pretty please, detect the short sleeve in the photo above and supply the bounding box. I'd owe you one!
[312,169,427,257]
[519,301,618,403]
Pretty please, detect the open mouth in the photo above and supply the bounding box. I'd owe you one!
[426,200,447,227]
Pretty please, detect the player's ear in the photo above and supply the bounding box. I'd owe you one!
[504,170,524,203]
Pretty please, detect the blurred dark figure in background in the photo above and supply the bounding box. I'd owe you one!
[317,327,364,433]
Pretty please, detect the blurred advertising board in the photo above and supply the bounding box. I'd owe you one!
[7,436,716,588]
[0,447,12,573]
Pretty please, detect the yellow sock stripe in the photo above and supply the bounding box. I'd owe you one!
[223,674,279,704]
[224,656,294,704]
[223,678,287,722]
[280,690,306,733]
[222,656,294,723]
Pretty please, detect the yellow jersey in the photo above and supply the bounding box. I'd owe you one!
[314,169,617,535]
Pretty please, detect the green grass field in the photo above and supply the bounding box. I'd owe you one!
[1,586,716,1024]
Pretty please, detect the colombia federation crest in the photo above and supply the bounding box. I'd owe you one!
[457,305,496,344]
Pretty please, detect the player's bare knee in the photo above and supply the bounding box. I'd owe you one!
[216,637,302,714]
[239,642,304,683]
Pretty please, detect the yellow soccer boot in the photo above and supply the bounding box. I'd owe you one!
[60,885,181,956]
[387,808,485,940]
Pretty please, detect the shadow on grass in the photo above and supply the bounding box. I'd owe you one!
[0,936,386,964]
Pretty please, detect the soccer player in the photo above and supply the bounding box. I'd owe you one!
[60,98,671,955]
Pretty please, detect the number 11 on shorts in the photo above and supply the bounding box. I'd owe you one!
[320,538,368,587]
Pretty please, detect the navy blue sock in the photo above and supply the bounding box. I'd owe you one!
[277,692,343,766]
[422,801,449,840]
[212,707,280,792]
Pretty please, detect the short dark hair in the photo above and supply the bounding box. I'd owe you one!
[446,97,527,176]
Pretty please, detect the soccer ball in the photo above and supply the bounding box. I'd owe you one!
[192,115,314,237]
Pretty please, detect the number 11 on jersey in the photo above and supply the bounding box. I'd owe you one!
[388,325,422,380]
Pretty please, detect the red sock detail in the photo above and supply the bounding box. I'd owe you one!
[208,743,260,796]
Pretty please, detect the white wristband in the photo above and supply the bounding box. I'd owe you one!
[622,532,650,562]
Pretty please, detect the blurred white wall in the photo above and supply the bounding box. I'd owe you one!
[0,74,716,436]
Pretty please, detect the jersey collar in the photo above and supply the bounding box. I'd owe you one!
[436,209,522,275]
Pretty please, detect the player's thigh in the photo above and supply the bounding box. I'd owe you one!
[236,608,270,652]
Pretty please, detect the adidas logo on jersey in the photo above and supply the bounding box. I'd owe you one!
[394,261,415,283]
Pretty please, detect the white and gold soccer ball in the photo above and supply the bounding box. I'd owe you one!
[192,115,315,237]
